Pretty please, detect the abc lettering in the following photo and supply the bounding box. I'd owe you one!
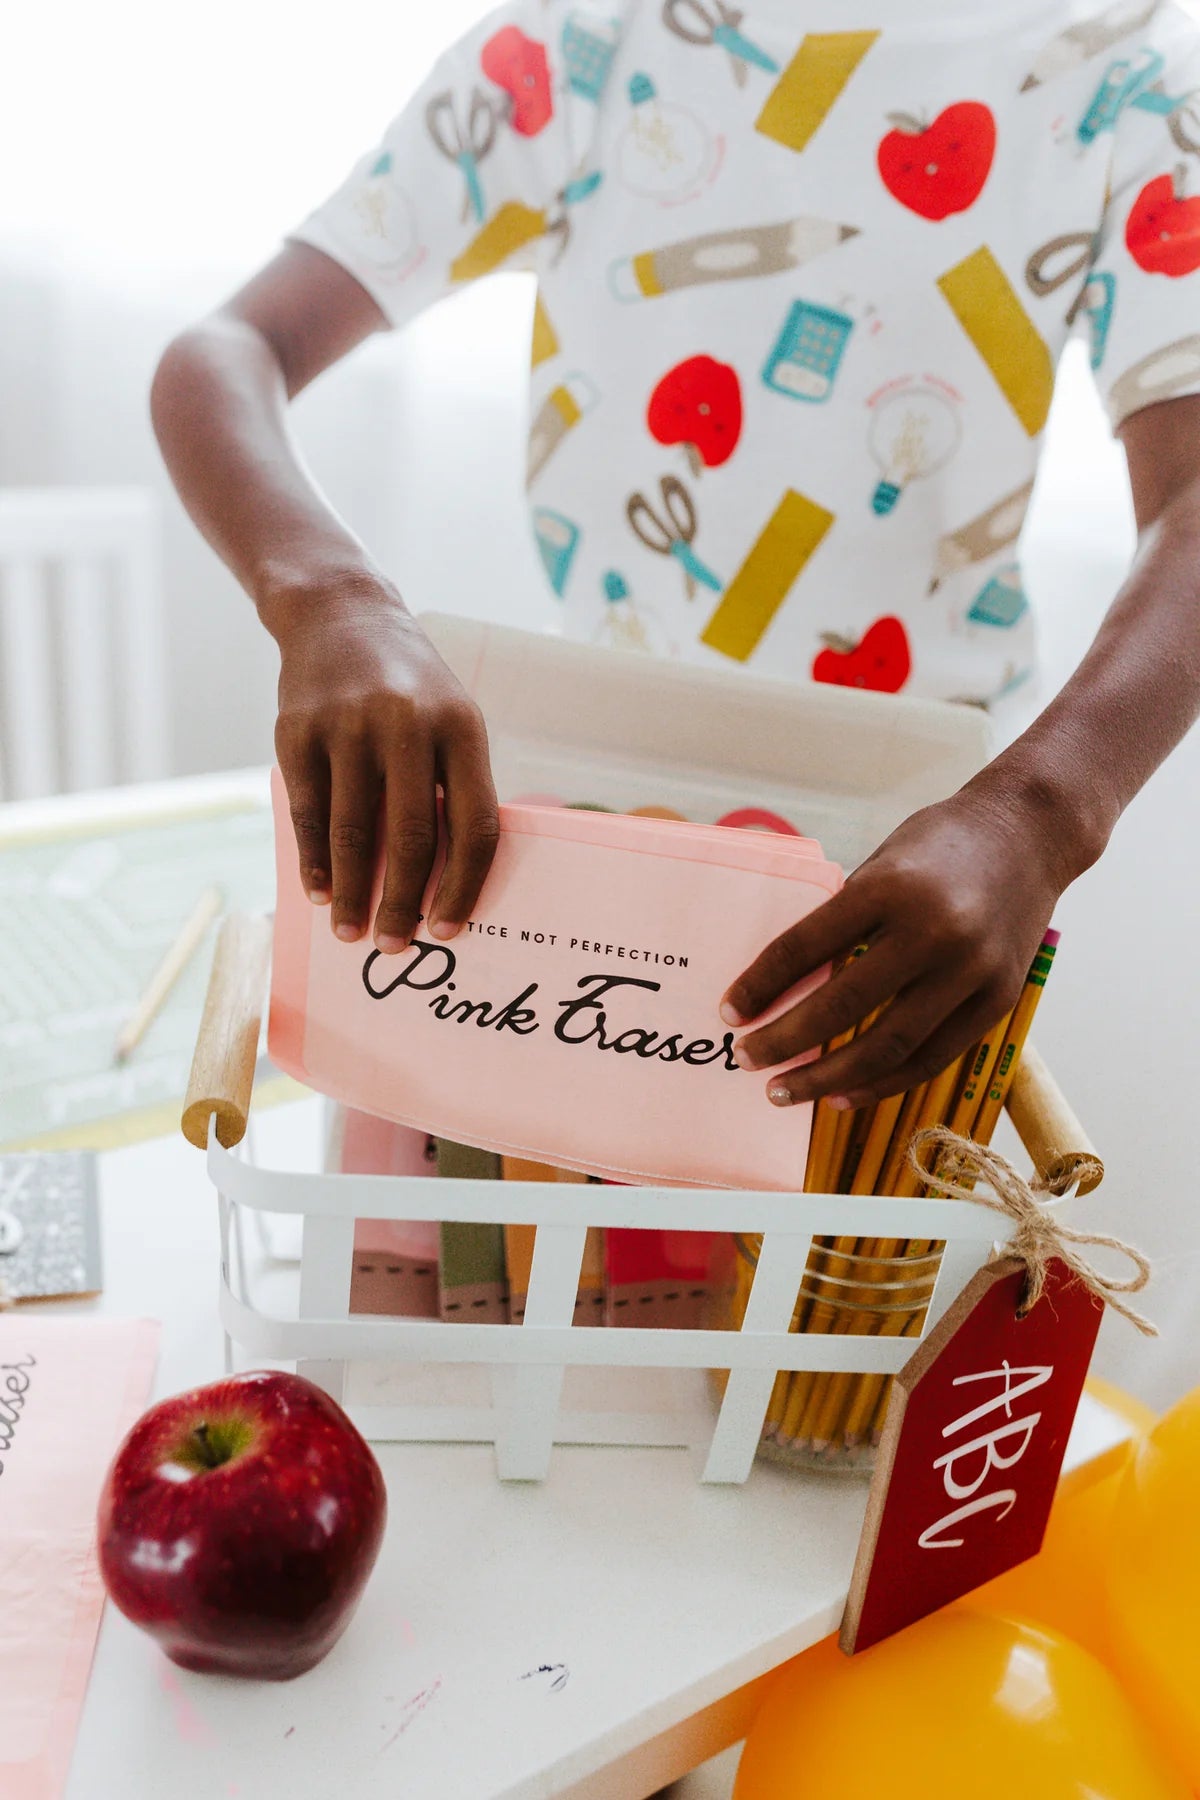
[918,1359,1054,1552]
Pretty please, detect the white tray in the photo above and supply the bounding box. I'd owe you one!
[422,615,992,870]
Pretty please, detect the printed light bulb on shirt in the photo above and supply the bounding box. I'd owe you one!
[595,570,674,656]
[616,73,720,205]
[866,376,963,515]
[350,150,422,275]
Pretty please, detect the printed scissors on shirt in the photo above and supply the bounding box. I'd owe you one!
[543,168,604,261]
[662,0,780,87]
[627,476,724,600]
[426,88,500,223]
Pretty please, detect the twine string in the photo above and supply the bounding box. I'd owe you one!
[908,1125,1157,1337]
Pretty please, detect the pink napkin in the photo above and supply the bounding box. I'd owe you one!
[0,1316,160,1799]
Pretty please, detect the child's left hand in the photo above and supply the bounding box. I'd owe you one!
[720,788,1066,1108]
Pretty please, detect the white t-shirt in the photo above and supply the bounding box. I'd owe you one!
[295,0,1200,704]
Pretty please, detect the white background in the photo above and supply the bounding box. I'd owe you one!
[3,2,1199,1411]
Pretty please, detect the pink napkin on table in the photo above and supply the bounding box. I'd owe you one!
[0,1316,160,1800]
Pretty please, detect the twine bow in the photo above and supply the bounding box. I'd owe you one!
[908,1125,1157,1337]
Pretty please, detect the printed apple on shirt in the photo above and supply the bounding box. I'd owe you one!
[481,25,553,136]
[1126,171,1200,276]
[647,356,743,476]
[877,103,996,220]
[813,615,912,693]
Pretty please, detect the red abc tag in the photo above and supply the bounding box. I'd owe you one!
[840,1254,1103,1655]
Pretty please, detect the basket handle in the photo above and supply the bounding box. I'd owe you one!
[1005,1038,1104,1195]
[181,913,273,1150]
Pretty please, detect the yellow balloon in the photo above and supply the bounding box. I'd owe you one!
[734,1611,1189,1800]
[969,1442,1134,1665]
[1106,1387,1200,1787]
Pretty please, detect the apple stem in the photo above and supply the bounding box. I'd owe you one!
[192,1421,220,1469]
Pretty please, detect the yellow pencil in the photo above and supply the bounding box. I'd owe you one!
[848,1091,905,1194]
[944,1006,1016,1140]
[763,1368,794,1438]
[828,1101,860,1191]
[114,884,224,1064]
[835,1103,874,1193]
[795,1227,877,1447]
[779,1231,858,1442]
[807,1307,867,1450]
[877,1080,930,1196]
[827,998,889,1194]
[852,1283,928,1443]
[887,1054,970,1200]
[779,965,873,1443]
[971,931,1060,1145]
[840,1231,943,1445]
[837,1040,975,1445]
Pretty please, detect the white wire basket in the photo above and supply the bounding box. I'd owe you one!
[181,623,1083,1485]
[205,1099,1020,1483]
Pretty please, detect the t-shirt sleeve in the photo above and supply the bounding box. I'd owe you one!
[290,1,586,328]
[1087,4,1200,429]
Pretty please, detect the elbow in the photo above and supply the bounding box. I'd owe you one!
[149,322,215,451]
[150,310,279,456]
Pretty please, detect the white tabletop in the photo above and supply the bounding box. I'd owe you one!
[51,1098,1129,1800]
[3,773,1131,1800]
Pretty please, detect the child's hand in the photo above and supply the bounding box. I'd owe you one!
[273,583,499,950]
[720,789,1065,1108]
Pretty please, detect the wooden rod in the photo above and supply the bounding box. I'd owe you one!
[181,913,273,1150]
[1005,1038,1104,1195]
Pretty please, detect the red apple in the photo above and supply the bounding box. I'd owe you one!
[647,355,742,473]
[481,26,553,138]
[812,616,912,693]
[877,102,996,221]
[97,1370,386,1680]
[1125,172,1200,276]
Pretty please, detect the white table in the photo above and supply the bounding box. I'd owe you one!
[61,1108,1128,1800]
[3,774,1132,1800]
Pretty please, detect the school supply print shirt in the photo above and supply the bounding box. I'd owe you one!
[294,0,1200,705]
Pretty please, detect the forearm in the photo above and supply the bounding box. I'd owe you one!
[966,477,1200,881]
[151,314,391,637]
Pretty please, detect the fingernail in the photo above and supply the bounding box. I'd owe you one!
[428,919,459,942]
[720,1001,744,1027]
[732,1042,755,1070]
[768,1085,795,1107]
[827,1096,853,1112]
[375,933,410,955]
[307,889,331,906]
[335,922,362,943]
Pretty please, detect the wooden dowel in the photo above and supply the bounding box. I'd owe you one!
[1006,1038,1104,1194]
[181,913,273,1150]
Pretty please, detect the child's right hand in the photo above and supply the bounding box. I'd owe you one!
[272,580,499,951]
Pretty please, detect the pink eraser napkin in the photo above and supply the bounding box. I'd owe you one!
[269,771,843,1190]
[0,1316,160,1800]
